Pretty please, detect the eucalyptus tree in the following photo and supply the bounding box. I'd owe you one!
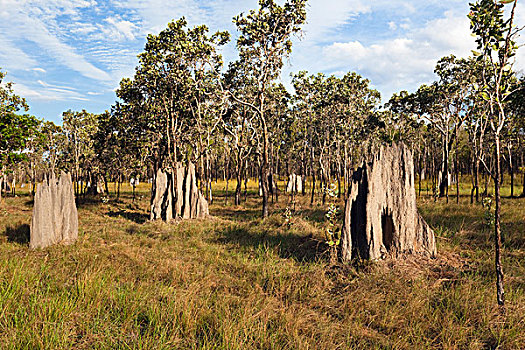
[333,72,381,189]
[0,69,27,116]
[506,76,525,197]
[291,71,326,203]
[231,0,307,218]
[23,120,63,195]
[62,109,98,195]
[292,71,380,202]
[40,121,63,175]
[469,0,520,307]
[435,55,479,202]
[0,69,37,201]
[117,18,229,174]
[91,110,147,196]
[387,92,437,196]
[223,61,258,205]
[396,56,475,202]
[465,90,491,203]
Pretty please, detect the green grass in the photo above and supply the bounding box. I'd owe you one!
[0,179,524,349]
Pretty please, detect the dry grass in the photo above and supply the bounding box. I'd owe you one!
[0,179,523,349]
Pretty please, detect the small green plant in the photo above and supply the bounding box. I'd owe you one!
[283,205,293,229]
[325,183,341,264]
[482,196,495,229]
[433,183,439,201]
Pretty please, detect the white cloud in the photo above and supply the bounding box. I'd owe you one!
[2,0,524,117]
[0,0,111,81]
[101,17,139,41]
[0,36,38,70]
[320,9,475,99]
[71,23,98,35]
[400,18,411,30]
[14,79,88,102]
[303,0,371,42]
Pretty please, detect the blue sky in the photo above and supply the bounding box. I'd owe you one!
[1,0,524,124]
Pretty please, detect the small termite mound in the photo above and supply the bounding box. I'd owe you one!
[150,162,209,222]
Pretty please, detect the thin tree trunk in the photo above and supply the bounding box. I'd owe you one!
[310,147,315,205]
[260,120,270,218]
[117,173,121,201]
[494,135,505,306]
[522,168,525,197]
[225,156,230,206]
[455,129,460,204]
[508,145,514,198]
[244,158,249,202]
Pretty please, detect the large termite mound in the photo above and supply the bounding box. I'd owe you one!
[340,143,436,261]
[30,172,78,249]
[150,162,209,222]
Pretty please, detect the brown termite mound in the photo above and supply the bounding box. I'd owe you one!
[340,143,436,261]
[30,172,78,249]
[150,162,209,222]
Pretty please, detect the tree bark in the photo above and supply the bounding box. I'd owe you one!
[508,145,514,198]
[310,146,315,205]
[439,134,451,202]
[260,121,270,218]
[494,135,505,306]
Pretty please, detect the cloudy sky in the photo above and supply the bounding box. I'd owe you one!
[1,0,524,123]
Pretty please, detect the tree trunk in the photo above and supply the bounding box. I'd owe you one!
[418,150,423,197]
[522,168,525,197]
[439,136,449,199]
[310,146,315,205]
[225,155,230,205]
[261,122,270,218]
[117,173,121,201]
[104,176,109,195]
[235,171,242,206]
[455,129,459,204]
[244,159,249,202]
[508,145,514,198]
[494,135,505,306]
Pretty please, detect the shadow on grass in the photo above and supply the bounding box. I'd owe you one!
[213,207,261,222]
[4,224,30,244]
[216,224,327,263]
[296,208,326,224]
[75,196,105,208]
[106,210,149,224]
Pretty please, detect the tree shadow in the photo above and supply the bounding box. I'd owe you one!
[213,207,261,222]
[76,196,105,208]
[215,225,328,263]
[106,210,149,224]
[5,224,30,244]
[296,208,326,224]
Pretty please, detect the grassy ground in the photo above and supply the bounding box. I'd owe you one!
[0,178,524,349]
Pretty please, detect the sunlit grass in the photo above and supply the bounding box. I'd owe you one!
[0,176,523,349]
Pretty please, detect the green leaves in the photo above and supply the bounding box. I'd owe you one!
[235,0,307,88]
[469,0,518,116]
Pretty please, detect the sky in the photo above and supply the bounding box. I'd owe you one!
[1,0,525,124]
